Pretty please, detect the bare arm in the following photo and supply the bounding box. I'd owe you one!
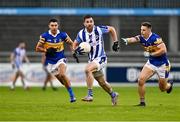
[127,37,140,44]
[24,53,30,63]
[151,43,167,57]
[65,35,74,52]
[10,53,15,64]
[41,53,46,64]
[108,26,118,42]
[35,36,46,53]
[72,40,79,51]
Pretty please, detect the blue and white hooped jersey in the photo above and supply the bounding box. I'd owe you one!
[76,26,109,61]
[137,33,168,66]
[13,47,26,67]
[39,30,67,65]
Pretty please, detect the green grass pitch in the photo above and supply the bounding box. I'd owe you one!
[0,86,180,121]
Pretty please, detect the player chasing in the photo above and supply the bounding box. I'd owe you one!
[121,22,173,106]
[10,42,30,90]
[41,53,57,91]
[35,18,76,102]
[73,15,119,105]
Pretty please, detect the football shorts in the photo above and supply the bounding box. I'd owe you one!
[144,60,171,79]
[46,58,67,75]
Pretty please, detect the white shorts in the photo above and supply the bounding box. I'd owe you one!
[46,58,67,75]
[13,63,23,73]
[144,60,171,79]
[90,57,107,71]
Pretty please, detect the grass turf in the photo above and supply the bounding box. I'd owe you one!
[0,86,180,121]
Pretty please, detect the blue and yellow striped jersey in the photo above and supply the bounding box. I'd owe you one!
[138,33,168,66]
[39,30,67,65]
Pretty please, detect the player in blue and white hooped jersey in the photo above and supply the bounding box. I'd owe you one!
[35,18,76,103]
[73,15,119,105]
[10,42,30,90]
[122,22,173,106]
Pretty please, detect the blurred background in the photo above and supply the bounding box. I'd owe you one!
[0,0,179,63]
[0,0,180,86]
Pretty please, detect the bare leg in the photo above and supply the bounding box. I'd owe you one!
[42,73,51,90]
[11,72,19,90]
[55,63,75,102]
[138,65,154,105]
[19,71,26,89]
[55,64,71,88]
[158,78,171,92]
[85,62,97,90]
[94,75,112,94]
[94,75,119,105]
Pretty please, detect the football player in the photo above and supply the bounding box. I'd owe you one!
[10,42,30,90]
[35,18,76,102]
[122,22,173,106]
[73,15,119,105]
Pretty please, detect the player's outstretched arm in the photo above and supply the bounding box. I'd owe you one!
[121,36,140,45]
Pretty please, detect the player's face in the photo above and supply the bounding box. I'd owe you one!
[19,43,25,49]
[84,17,94,32]
[141,26,151,39]
[49,22,59,33]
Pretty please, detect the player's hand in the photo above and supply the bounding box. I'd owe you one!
[121,38,128,45]
[75,46,85,55]
[72,52,79,63]
[144,51,150,58]
[112,41,119,52]
[46,48,57,57]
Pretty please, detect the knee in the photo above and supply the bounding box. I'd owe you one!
[138,77,145,86]
[85,68,91,75]
[58,73,66,79]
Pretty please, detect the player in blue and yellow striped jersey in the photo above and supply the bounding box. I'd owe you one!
[122,22,173,106]
[35,18,76,102]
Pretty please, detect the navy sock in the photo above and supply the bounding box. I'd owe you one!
[110,92,115,98]
[67,87,74,98]
[88,89,93,97]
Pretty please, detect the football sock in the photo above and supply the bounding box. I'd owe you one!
[140,98,145,103]
[88,89,93,97]
[110,92,116,98]
[67,87,74,98]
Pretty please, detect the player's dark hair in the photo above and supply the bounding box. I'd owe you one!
[48,18,59,24]
[141,22,152,29]
[83,15,93,21]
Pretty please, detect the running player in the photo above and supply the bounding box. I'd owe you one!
[10,42,30,90]
[35,18,76,102]
[73,15,119,105]
[121,22,173,106]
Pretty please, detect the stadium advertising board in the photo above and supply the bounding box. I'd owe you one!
[1,63,180,86]
[107,63,180,83]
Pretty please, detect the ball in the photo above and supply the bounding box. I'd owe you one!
[79,42,91,53]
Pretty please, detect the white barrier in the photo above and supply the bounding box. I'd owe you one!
[0,63,100,87]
